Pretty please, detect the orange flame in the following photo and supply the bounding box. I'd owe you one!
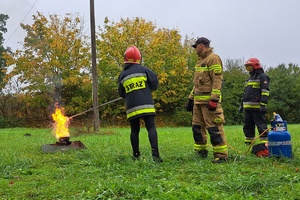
[52,107,70,139]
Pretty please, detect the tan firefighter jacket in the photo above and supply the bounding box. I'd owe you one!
[188,48,223,104]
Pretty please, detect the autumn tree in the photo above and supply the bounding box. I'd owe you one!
[0,14,9,86]
[3,12,91,122]
[0,14,16,127]
[3,14,278,127]
[96,17,194,120]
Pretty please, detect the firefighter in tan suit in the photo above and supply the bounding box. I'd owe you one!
[186,37,228,164]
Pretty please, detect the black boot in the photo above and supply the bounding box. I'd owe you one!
[152,148,163,163]
[212,157,228,164]
[197,150,208,158]
[133,151,140,161]
[152,156,163,163]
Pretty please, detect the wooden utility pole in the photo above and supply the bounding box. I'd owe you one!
[90,0,100,132]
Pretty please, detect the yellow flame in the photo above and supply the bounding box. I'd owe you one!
[52,108,70,139]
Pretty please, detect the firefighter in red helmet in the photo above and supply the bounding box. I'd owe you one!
[240,58,270,157]
[118,46,162,162]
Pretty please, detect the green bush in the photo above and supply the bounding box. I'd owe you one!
[0,117,26,128]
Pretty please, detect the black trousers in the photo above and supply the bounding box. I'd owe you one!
[129,115,159,156]
[243,110,268,139]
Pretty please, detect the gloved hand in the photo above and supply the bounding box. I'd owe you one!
[207,100,218,111]
[185,99,194,112]
[256,149,269,157]
[260,105,267,114]
[251,143,268,157]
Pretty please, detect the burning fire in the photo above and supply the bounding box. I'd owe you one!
[52,107,70,139]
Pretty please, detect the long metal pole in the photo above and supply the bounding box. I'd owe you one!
[90,0,100,132]
[69,97,122,119]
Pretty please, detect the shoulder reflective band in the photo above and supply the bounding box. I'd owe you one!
[195,65,209,72]
[195,64,222,73]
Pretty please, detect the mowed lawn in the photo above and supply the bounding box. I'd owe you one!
[1,125,300,199]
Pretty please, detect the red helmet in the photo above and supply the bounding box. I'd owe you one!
[124,46,141,64]
[244,58,261,70]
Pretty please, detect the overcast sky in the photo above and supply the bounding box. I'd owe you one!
[1,0,299,68]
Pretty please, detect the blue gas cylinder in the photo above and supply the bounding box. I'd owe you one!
[268,114,292,158]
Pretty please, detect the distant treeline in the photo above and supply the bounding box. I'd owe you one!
[0,14,299,128]
[0,61,298,128]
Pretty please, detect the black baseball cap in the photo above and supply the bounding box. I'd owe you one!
[191,37,210,48]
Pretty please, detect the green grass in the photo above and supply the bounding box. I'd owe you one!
[1,125,300,199]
